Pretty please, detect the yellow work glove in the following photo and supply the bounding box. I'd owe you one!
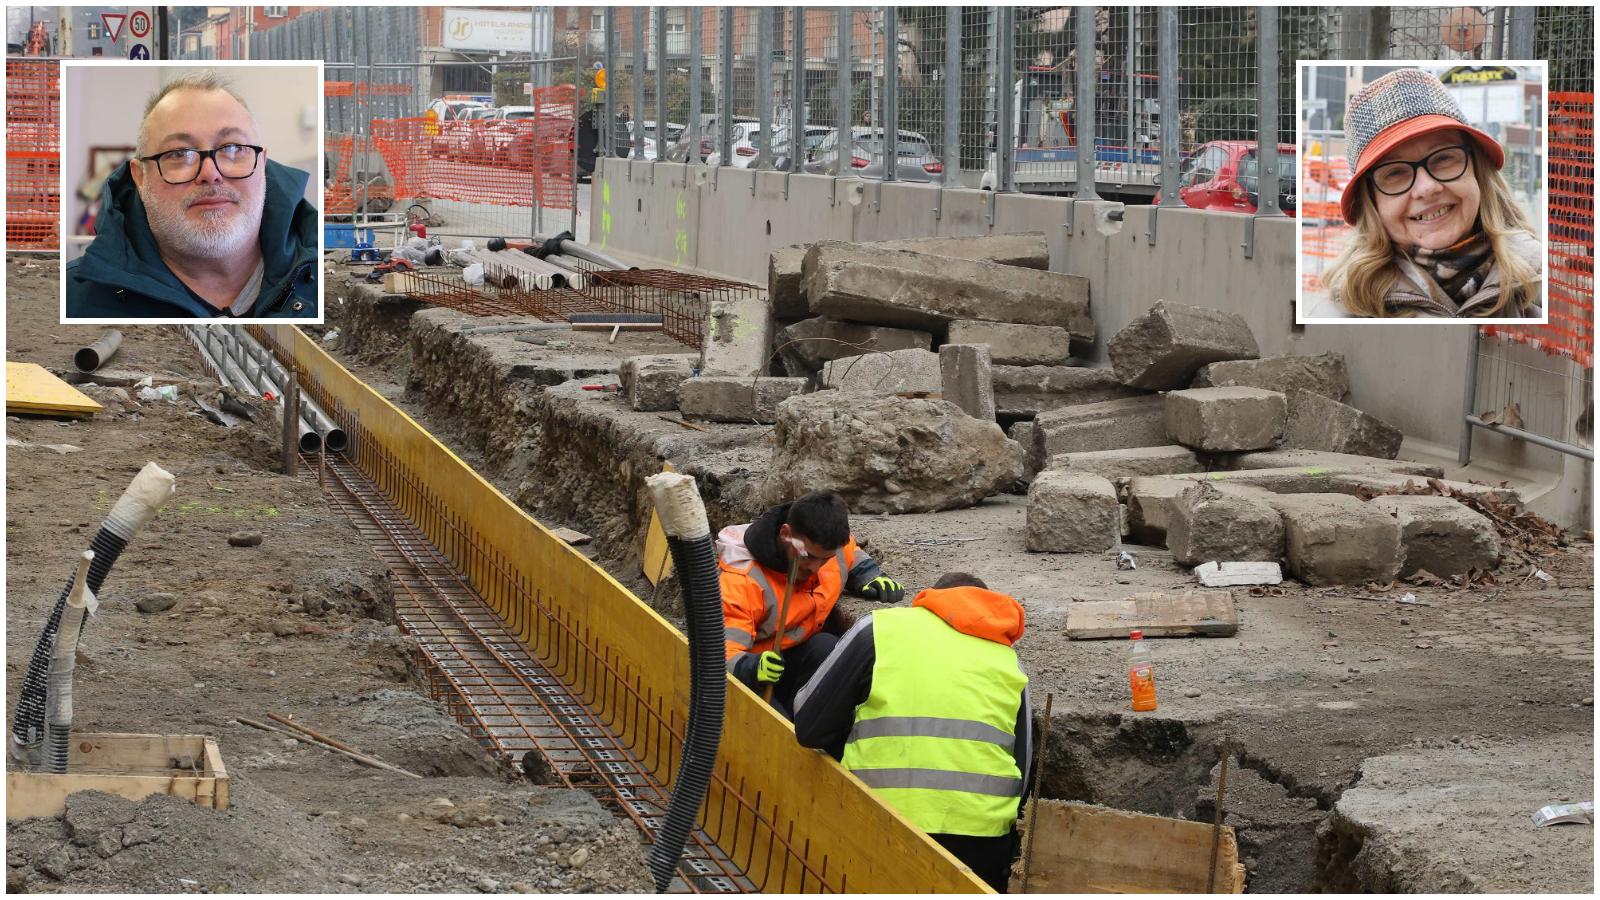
[755,650,786,684]
[861,576,905,604]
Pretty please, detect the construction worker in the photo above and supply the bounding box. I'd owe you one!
[792,572,1031,893]
[716,491,904,714]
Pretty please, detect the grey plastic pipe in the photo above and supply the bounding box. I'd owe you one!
[74,330,123,372]
[44,551,96,774]
[226,329,349,453]
[203,328,321,453]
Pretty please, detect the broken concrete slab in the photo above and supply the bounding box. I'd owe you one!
[1108,300,1260,390]
[1369,495,1501,576]
[766,392,1021,513]
[1026,471,1120,553]
[1165,387,1287,452]
[701,295,772,377]
[939,344,996,421]
[768,245,811,319]
[1126,478,1280,546]
[1194,561,1283,587]
[1147,468,1522,510]
[1268,493,1402,586]
[1339,475,1522,509]
[820,348,943,395]
[1065,590,1238,639]
[1009,420,1042,482]
[1033,395,1169,459]
[1282,389,1403,460]
[1167,482,1286,567]
[774,317,933,375]
[1046,445,1203,481]
[678,376,807,424]
[860,232,1050,270]
[1191,352,1350,401]
[1216,449,1442,479]
[992,365,1146,418]
[618,354,698,412]
[947,321,1072,366]
[804,242,1094,339]
[1321,733,1593,893]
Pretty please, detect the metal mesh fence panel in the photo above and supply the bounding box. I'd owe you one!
[801,8,841,173]
[957,8,993,180]
[4,59,60,251]
[1177,6,1258,154]
[1390,7,1500,60]
[894,7,952,179]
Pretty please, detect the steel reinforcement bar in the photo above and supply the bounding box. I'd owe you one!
[247,324,989,894]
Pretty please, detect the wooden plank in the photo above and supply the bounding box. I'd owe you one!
[641,461,675,586]
[381,271,426,294]
[1065,591,1237,640]
[6,362,102,417]
[7,733,227,820]
[549,526,592,546]
[1018,800,1244,893]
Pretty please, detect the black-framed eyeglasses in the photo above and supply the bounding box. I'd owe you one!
[1368,144,1471,196]
[137,143,263,185]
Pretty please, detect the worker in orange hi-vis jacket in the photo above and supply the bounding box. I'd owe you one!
[715,491,904,716]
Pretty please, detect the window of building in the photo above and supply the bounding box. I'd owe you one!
[263,6,287,18]
[86,21,102,40]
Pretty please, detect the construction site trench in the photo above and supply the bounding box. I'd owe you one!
[318,258,1592,894]
[6,251,1593,894]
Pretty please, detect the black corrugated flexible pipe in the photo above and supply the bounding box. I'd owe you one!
[11,463,176,766]
[644,473,727,893]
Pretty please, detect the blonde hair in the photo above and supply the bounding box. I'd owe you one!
[1326,143,1540,317]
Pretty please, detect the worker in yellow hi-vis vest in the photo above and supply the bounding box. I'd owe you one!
[793,572,1032,893]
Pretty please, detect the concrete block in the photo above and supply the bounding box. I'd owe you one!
[1192,352,1350,401]
[1126,478,1278,546]
[1147,467,1522,510]
[947,321,1072,366]
[804,242,1094,340]
[1167,482,1286,567]
[1269,494,1402,586]
[679,376,807,424]
[992,365,1146,418]
[768,245,811,319]
[619,354,698,412]
[1217,449,1442,479]
[702,295,772,377]
[939,344,996,421]
[821,348,942,394]
[775,317,933,374]
[1033,395,1169,459]
[1342,474,1521,509]
[1026,471,1120,553]
[861,232,1050,270]
[1369,495,1501,576]
[1108,300,1260,390]
[1009,421,1042,482]
[1164,386,1287,452]
[1282,389,1404,460]
[1046,445,1203,481]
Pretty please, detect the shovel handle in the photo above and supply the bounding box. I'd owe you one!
[760,556,803,704]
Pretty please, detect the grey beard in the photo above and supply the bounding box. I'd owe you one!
[140,182,264,260]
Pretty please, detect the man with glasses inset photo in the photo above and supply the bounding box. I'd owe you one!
[65,70,319,319]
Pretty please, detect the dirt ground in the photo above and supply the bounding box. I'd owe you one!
[320,262,1594,894]
[4,255,650,893]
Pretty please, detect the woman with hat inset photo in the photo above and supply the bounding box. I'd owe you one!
[1319,67,1544,320]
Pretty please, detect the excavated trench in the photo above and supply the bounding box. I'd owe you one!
[325,276,1439,893]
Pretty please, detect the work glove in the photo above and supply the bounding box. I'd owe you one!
[860,576,905,604]
[755,650,786,684]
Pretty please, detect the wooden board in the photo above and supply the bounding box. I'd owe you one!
[1016,800,1245,893]
[1065,591,1237,640]
[6,362,103,417]
[6,732,229,821]
[382,271,427,294]
[549,526,592,546]
[641,461,675,586]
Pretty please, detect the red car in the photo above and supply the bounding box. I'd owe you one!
[1156,141,1298,216]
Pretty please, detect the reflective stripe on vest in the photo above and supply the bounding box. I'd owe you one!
[725,626,754,649]
[843,606,1026,837]
[748,546,847,647]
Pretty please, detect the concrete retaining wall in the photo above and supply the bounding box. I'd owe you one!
[592,158,1591,529]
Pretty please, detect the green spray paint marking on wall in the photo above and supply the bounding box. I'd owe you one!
[598,179,614,250]
[673,192,689,266]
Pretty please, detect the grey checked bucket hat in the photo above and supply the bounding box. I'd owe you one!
[1341,68,1505,224]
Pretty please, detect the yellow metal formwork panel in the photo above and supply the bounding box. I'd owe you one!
[264,325,990,893]
[5,362,102,417]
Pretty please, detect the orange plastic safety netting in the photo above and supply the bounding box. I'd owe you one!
[1482,92,1595,369]
[367,117,537,209]
[6,59,61,251]
[532,85,576,211]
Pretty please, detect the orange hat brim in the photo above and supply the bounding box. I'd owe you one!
[1341,115,1505,225]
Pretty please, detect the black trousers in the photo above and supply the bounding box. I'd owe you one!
[932,829,1019,893]
[770,632,838,719]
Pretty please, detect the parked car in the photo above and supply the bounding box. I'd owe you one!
[661,115,760,162]
[424,97,488,122]
[803,127,943,182]
[1155,141,1298,216]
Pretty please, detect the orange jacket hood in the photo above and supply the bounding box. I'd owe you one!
[911,586,1026,646]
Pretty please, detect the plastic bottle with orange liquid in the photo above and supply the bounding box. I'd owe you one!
[1127,629,1157,712]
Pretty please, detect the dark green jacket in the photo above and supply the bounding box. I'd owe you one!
[65,159,318,318]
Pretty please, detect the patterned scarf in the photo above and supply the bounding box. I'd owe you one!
[1385,229,1510,317]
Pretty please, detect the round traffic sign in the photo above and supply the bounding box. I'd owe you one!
[128,43,149,60]
[129,10,151,38]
